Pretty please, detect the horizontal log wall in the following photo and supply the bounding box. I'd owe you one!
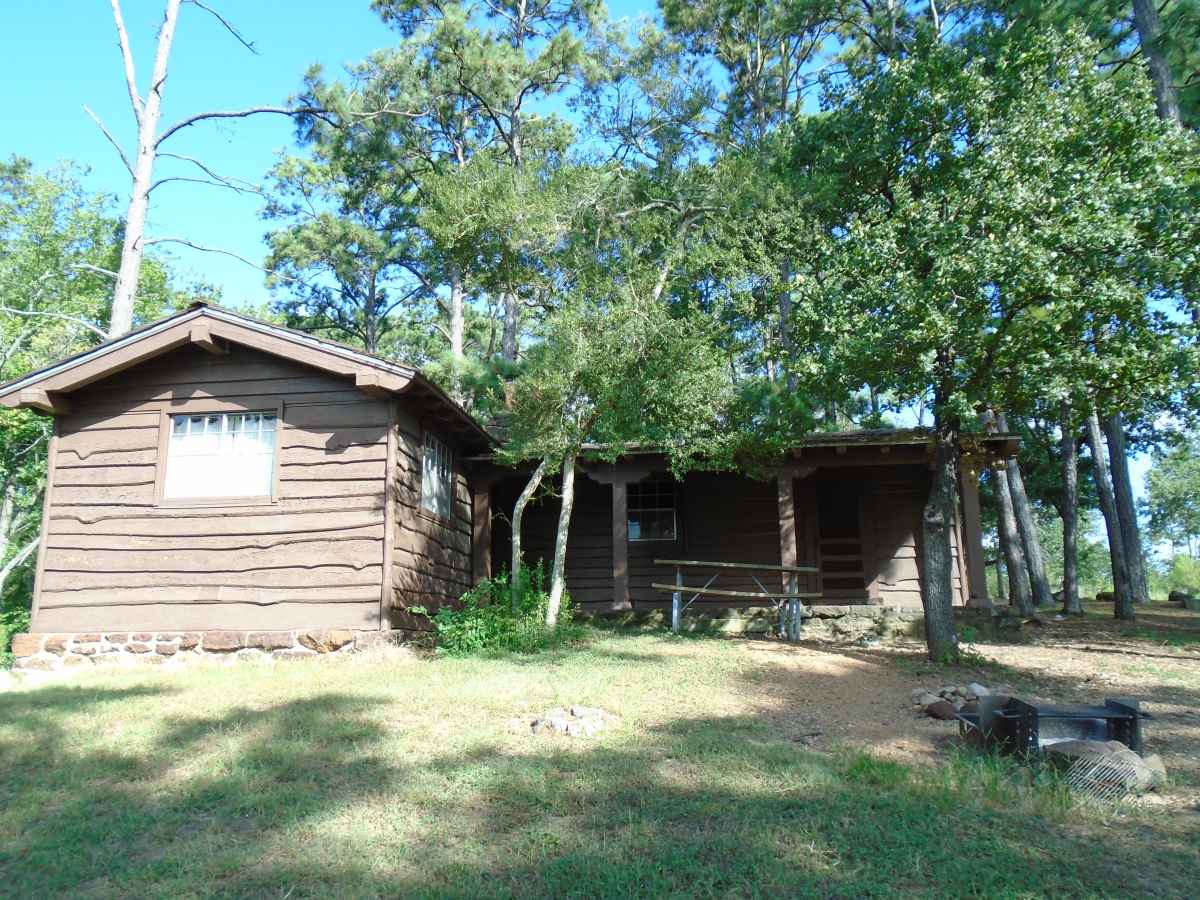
[389,409,473,623]
[864,467,965,608]
[35,344,389,632]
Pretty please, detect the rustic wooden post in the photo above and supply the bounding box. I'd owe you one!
[612,479,631,611]
[777,472,799,639]
[672,565,683,633]
[472,481,492,586]
[958,460,991,607]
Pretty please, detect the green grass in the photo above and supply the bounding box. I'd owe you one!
[1,632,1196,898]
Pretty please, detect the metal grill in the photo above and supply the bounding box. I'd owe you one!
[1064,754,1143,803]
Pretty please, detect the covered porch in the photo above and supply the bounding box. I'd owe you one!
[471,431,1015,616]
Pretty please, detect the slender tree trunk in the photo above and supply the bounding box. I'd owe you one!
[546,450,577,627]
[779,261,797,393]
[109,0,182,338]
[501,291,519,363]
[448,265,466,401]
[1087,410,1135,620]
[994,464,1035,616]
[1131,0,1183,125]
[510,456,549,612]
[996,413,1053,607]
[1104,413,1150,604]
[0,536,38,588]
[921,412,960,661]
[1060,402,1082,614]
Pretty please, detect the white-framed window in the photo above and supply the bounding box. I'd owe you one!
[628,476,677,541]
[163,412,277,500]
[421,431,453,518]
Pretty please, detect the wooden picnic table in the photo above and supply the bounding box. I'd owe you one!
[652,558,820,640]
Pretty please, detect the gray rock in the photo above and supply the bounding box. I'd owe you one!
[966,682,991,698]
[915,692,941,708]
[924,700,959,720]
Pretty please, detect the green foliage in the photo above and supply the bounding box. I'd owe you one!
[430,563,583,655]
[1145,432,1200,557]
[785,27,1197,426]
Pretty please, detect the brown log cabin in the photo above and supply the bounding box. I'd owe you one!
[2,304,1014,663]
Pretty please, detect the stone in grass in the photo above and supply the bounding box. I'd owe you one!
[529,706,614,738]
[924,700,959,721]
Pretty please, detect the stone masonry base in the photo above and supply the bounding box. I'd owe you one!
[595,604,928,640]
[10,628,419,672]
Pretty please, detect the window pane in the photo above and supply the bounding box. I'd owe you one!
[421,432,453,517]
[628,509,676,542]
[164,412,277,499]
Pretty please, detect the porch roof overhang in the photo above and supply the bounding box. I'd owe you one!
[467,428,1019,475]
[0,302,495,452]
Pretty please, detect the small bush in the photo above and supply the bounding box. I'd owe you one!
[430,562,583,656]
[1,602,31,669]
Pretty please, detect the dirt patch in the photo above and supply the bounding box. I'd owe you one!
[731,601,1200,810]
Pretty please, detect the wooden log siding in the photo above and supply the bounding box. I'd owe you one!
[389,412,473,622]
[34,343,391,633]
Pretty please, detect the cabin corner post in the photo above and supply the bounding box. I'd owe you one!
[611,479,631,611]
[958,459,991,607]
[471,479,492,586]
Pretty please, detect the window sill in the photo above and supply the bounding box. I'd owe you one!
[417,508,456,529]
[629,537,678,543]
[158,495,277,509]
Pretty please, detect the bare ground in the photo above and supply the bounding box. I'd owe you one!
[735,601,1200,809]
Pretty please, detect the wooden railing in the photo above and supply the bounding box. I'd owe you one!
[652,559,821,641]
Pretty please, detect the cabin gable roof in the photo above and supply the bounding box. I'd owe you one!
[0,303,493,449]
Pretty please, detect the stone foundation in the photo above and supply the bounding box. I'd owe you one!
[10,628,416,672]
[596,604,927,641]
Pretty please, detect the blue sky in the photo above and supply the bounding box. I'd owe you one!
[1,0,650,306]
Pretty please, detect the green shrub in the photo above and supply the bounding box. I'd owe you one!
[1,601,30,669]
[429,562,583,656]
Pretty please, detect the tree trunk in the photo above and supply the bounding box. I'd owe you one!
[0,536,38,588]
[779,261,797,393]
[921,415,960,661]
[448,265,466,401]
[510,456,549,612]
[996,413,1053,607]
[1131,0,1183,126]
[545,450,577,627]
[1104,413,1150,604]
[994,464,1035,616]
[109,0,182,338]
[1086,410,1135,620]
[501,291,519,363]
[1060,402,1082,614]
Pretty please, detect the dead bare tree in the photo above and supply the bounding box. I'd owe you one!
[94,0,332,338]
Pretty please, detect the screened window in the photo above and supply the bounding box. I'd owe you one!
[163,412,277,500]
[628,477,677,541]
[421,432,453,518]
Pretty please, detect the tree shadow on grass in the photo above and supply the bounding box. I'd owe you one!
[1,657,1197,898]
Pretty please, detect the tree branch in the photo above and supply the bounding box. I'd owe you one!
[0,536,39,588]
[183,0,257,54]
[0,304,108,339]
[83,105,133,176]
[109,0,144,125]
[155,106,335,148]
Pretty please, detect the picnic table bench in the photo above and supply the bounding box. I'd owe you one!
[652,559,821,641]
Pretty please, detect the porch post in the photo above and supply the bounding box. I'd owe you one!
[958,460,990,607]
[611,479,631,611]
[472,482,492,586]
[777,471,801,640]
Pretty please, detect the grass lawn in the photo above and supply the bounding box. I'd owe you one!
[1,627,1198,898]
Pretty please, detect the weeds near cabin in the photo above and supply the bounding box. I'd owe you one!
[429,562,586,656]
